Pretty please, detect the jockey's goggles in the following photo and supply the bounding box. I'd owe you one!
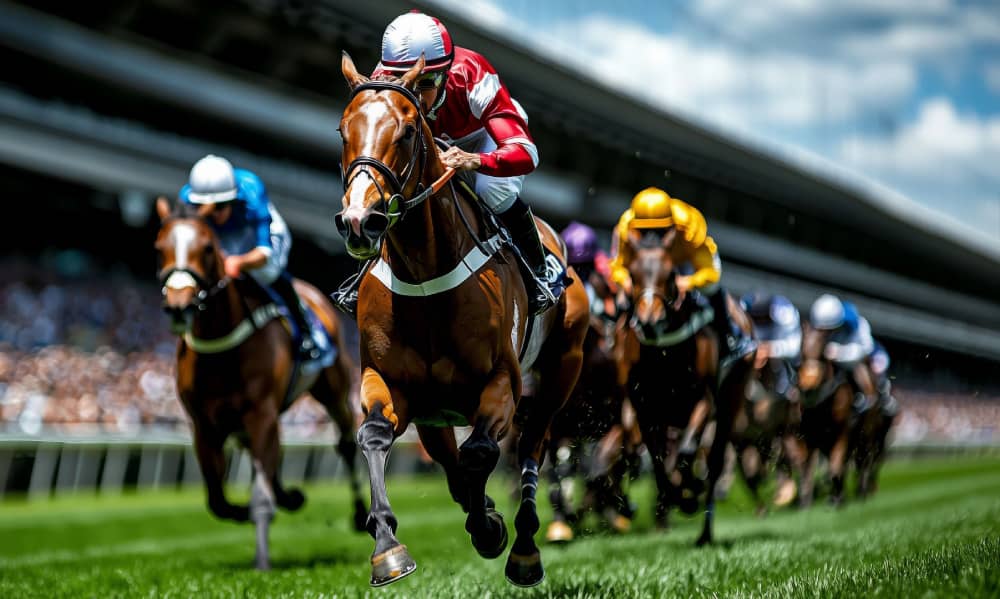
[415,71,444,91]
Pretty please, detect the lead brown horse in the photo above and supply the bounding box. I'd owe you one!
[336,55,588,587]
[154,199,366,570]
[618,228,755,545]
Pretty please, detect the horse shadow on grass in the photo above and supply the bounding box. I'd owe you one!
[220,547,359,571]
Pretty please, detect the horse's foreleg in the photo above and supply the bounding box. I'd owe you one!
[698,373,744,546]
[460,371,512,561]
[193,424,248,523]
[243,402,283,571]
[357,368,414,587]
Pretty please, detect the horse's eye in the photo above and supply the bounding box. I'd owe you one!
[401,124,416,142]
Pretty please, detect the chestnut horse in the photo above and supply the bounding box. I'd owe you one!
[154,198,366,570]
[618,229,755,545]
[336,55,588,587]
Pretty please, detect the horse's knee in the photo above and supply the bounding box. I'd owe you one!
[459,434,500,474]
[357,411,394,452]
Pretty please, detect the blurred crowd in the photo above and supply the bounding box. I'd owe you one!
[892,388,1000,446]
[1,258,999,445]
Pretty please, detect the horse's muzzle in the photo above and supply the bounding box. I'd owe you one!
[163,304,195,335]
[335,209,388,260]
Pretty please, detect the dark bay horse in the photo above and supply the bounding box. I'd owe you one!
[337,55,588,587]
[796,324,855,506]
[618,229,754,545]
[730,345,804,514]
[154,198,366,570]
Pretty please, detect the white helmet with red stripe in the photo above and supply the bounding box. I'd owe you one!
[380,11,454,73]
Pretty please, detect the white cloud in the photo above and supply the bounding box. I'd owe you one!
[542,15,914,130]
[839,98,1000,237]
[840,98,1000,174]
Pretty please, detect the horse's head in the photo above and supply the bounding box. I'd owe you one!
[798,322,832,391]
[626,228,683,341]
[154,197,226,334]
[334,52,434,260]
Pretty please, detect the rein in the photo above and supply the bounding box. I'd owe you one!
[628,289,714,347]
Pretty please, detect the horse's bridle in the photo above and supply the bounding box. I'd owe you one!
[334,81,438,240]
[159,265,231,312]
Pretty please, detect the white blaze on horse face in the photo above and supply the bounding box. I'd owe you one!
[164,223,198,290]
[342,100,391,228]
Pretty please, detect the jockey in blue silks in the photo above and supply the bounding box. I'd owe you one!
[179,154,319,360]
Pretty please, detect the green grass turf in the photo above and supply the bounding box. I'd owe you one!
[1,455,999,598]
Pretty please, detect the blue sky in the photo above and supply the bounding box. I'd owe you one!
[428,0,1000,240]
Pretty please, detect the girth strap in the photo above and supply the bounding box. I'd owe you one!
[183,303,283,354]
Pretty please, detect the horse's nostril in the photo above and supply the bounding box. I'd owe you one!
[361,213,388,239]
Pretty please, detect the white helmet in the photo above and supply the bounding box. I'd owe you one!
[187,155,237,204]
[810,294,845,330]
[379,11,454,73]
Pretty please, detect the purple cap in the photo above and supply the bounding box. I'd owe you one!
[561,221,598,265]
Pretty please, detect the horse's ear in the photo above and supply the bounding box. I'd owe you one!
[196,203,215,219]
[662,227,678,250]
[155,196,172,222]
[398,54,426,90]
[342,51,369,90]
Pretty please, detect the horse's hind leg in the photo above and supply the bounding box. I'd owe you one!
[192,423,249,523]
[507,347,583,587]
[312,368,367,531]
[460,371,513,562]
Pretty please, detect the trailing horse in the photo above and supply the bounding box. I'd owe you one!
[796,324,854,506]
[336,55,588,587]
[730,346,804,514]
[543,270,641,543]
[154,198,366,570]
[618,229,755,545]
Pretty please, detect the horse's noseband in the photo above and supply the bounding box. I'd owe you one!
[159,266,230,312]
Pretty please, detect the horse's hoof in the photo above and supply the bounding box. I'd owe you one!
[505,551,545,587]
[610,514,632,534]
[678,490,699,515]
[773,480,797,507]
[695,533,712,547]
[370,545,417,587]
[473,510,508,559]
[545,520,574,544]
[353,499,369,532]
[281,489,306,512]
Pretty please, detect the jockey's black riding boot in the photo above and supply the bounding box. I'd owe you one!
[708,287,740,361]
[331,260,372,318]
[271,274,319,360]
[497,198,565,315]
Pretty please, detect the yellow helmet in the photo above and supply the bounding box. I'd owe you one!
[629,187,674,229]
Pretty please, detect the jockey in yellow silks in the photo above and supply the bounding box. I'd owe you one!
[609,187,753,359]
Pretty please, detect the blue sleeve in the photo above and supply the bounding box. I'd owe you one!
[841,301,860,332]
[235,169,273,249]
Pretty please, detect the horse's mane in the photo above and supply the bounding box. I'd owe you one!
[172,201,202,219]
[370,73,402,84]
